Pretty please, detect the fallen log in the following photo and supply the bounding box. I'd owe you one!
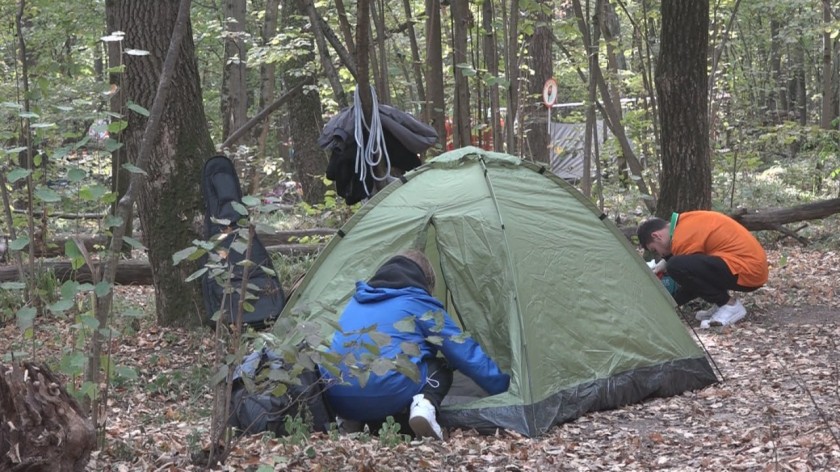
[0,244,324,285]
[0,228,336,258]
[0,361,96,472]
[619,198,840,245]
[728,198,840,232]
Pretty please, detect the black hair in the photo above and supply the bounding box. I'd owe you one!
[637,217,668,249]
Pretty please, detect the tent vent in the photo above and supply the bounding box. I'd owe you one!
[337,229,346,238]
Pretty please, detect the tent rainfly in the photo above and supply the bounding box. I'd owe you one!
[277,147,717,437]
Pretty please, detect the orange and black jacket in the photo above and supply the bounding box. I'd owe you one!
[671,211,769,288]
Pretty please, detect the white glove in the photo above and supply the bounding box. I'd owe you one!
[652,259,667,275]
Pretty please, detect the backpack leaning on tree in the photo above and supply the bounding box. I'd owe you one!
[199,155,286,329]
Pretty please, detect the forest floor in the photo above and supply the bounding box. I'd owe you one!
[3,243,839,471]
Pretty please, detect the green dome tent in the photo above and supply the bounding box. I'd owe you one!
[277,147,717,437]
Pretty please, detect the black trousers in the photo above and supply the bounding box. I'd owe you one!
[363,357,453,437]
[666,254,760,306]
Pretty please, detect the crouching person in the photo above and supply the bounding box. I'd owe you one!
[320,250,510,440]
[637,211,769,328]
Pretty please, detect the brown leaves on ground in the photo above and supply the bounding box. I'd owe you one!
[4,244,838,471]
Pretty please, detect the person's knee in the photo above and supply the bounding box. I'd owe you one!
[664,256,690,278]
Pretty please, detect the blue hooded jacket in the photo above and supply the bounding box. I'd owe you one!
[321,256,510,422]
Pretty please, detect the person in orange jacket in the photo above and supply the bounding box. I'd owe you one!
[638,211,769,328]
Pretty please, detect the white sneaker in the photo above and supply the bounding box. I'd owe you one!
[709,299,747,327]
[695,305,720,321]
[408,394,444,440]
[336,416,363,434]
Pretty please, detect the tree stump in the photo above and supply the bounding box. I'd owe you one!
[0,362,96,472]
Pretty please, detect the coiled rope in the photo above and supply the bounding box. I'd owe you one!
[353,85,392,196]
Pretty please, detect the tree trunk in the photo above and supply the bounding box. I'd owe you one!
[504,0,521,154]
[403,0,426,112]
[248,0,280,194]
[0,362,96,472]
[425,0,446,151]
[820,0,834,130]
[221,0,248,141]
[116,0,215,326]
[768,19,788,122]
[334,0,356,57]
[451,0,471,148]
[106,0,133,248]
[282,0,327,204]
[371,0,390,104]
[302,0,348,108]
[523,0,552,163]
[482,0,503,152]
[655,0,711,217]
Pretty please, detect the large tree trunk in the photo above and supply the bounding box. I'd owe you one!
[482,0,503,152]
[221,0,248,141]
[0,362,96,472]
[116,0,215,326]
[523,0,552,163]
[503,0,521,154]
[654,0,711,217]
[282,0,326,204]
[425,0,446,151]
[451,0,471,148]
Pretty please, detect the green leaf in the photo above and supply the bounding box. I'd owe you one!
[65,240,83,259]
[211,365,229,385]
[368,331,391,346]
[104,215,124,228]
[9,236,29,251]
[18,111,39,119]
[34,186,62,203]
[426,335,444,346]
[7,168,31,183]
[48,298,75,314]
[400,341,421,357]
[121,163,147,175]
[231,201,248,216]
[186,267,208,282]
[79,184,108,201]
[67,167,86,182]
[115,366,138,380]
[126,101,150,117]
[393,316,416,332]
[80,315,100,331]
[94,282,112,297]
[61,281,81,299]
[172,247,198,265]
[242,195,260,206]
[394,357,420,382]
[123,236,145,250]
[104,138,123,152]
[107,120,128,133]
[16,306,36,330]
[31,122,56,129]
[370,358,393,376]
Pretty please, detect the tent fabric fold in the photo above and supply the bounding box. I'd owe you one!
[277,146,717,437]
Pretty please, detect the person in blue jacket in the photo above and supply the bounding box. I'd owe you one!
[321,249,510,440]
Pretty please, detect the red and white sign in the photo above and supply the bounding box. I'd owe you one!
[542,78,558,108]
